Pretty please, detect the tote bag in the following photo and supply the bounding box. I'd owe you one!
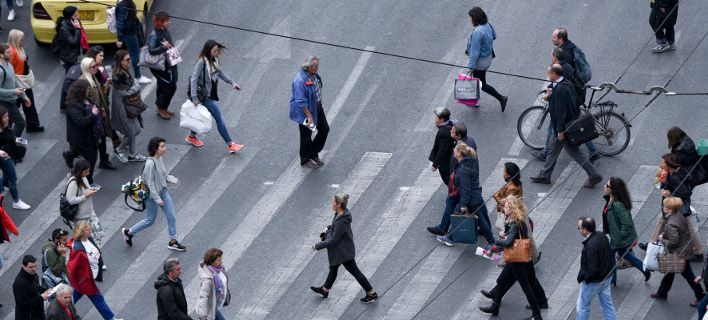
[503,222,532,263]
[643,242,663,271]
[138,46,165,71]
[455,73,481,107]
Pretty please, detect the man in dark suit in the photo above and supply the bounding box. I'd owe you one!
[428,107,456,186]
[531,64,602,188]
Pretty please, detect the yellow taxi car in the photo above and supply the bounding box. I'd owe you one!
[31,0,154,45]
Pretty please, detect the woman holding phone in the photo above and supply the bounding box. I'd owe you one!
[65,158,105,246]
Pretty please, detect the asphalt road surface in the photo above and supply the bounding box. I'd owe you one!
[1,0,707,319]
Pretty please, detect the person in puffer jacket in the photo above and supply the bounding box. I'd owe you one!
[155,258,192,320]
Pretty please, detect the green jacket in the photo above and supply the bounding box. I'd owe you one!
[40,240,67,277]
[606,201,638,249]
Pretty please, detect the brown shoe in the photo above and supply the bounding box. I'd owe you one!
[650,292,667,300]
[156,108,172,120]
[166,110,174,116]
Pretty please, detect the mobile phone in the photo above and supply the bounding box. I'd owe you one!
[15,137,27,145]
[91,185,101,191]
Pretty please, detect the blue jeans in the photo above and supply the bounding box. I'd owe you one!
[437,195,460,232]
[543,122,597,157]
[122,34,143,78]
[129,188,177,240]
[611,246,645,284]
[698,294,708,320]
[215,308,226,320]
[190,98,232,144]
[73,291,115,320]
[0,157,19,201]
[576,278,616,320]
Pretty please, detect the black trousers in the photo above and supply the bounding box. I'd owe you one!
[438,167,450,186]
[472,69,504,103]
[494,262,542,315]
[490,261,547,306]
[17,89,41,129]
[324,259,372,292]
[657,260,704,299]
[298,102,329,165]
[2,100,25,137]
[150,66,178,110]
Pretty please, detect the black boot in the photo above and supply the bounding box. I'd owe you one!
[479,303,500,316]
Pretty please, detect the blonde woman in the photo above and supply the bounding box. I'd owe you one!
[66,221,121,320]
[650,197,704,304]
[480,195,545,320]
[79,57,116,170]
[7,29,43,133]
[196,248,230,320]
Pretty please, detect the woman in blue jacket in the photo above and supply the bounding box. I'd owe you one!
[466,7,508,112]
[436,143,496,247]
[116,0,151,84]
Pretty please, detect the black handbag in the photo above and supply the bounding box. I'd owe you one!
[564,113,599,146]
[59,178,80,226]
[186,60,207,102]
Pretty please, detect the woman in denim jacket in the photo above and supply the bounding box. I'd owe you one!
[466,7,508,112]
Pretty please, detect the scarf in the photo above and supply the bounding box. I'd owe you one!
[85,101,105,141]
[208,265,226,307]
[435,118,458,129]
[79,26,90,51]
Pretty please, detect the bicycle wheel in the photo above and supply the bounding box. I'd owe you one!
[517,105,548,151]
[592,111,631,156]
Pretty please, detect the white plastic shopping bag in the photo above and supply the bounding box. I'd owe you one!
[643,242,663,272]
[180,100,212,133]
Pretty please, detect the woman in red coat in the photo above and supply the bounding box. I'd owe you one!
[67,221,120,320]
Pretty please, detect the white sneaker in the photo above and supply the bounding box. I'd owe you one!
[137,76,152,84]
[652,44,670,53]
[13,200,30,210]
[15,0,23,7]
[7,10,15,21]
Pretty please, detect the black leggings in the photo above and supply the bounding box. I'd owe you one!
[324,259,372,292]
[472,69,504,103]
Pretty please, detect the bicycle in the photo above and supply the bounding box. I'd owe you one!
[516,82,632,156]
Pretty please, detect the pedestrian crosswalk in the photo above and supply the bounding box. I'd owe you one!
[1,133,704,320]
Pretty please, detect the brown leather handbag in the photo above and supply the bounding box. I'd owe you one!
[122,92,147,119]
[503,221,532,263]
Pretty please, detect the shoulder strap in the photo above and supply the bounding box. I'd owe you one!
[43,248,51,270]
[0,64,6,87]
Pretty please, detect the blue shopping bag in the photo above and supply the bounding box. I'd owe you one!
[450,214,477,244]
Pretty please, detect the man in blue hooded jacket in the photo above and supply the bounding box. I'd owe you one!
[289,55,329,169]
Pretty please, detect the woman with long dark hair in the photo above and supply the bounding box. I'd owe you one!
[466,7,508,112]
[115,0,151,84]
[667,127,699,168]
[148,11,178,119]
[65,79,100,184]
[111,50,145,163]
[65,158,104,245]
[602,177,650,285]
[311,193,379,303]
[0,105,30,210]
[186,40,244,153]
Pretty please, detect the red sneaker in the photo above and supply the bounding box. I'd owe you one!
[185,136,204,147]
[227,142,244,153]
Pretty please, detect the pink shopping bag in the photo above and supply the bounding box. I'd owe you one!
[455,73,481,107]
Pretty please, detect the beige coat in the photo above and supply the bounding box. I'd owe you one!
[196,262,230,320]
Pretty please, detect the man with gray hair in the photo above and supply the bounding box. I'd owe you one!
[429,107,456,185]
[289,55,329,169]
[155,258,192,320]
[45,284,81,320]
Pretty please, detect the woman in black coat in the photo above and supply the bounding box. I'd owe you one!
[148,11,178,119]
[480,195,543,320]
[65,79,100,184]
[54,6,82,72]
[310,193,378,303]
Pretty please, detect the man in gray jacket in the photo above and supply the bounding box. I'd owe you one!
[0,43,31,137]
